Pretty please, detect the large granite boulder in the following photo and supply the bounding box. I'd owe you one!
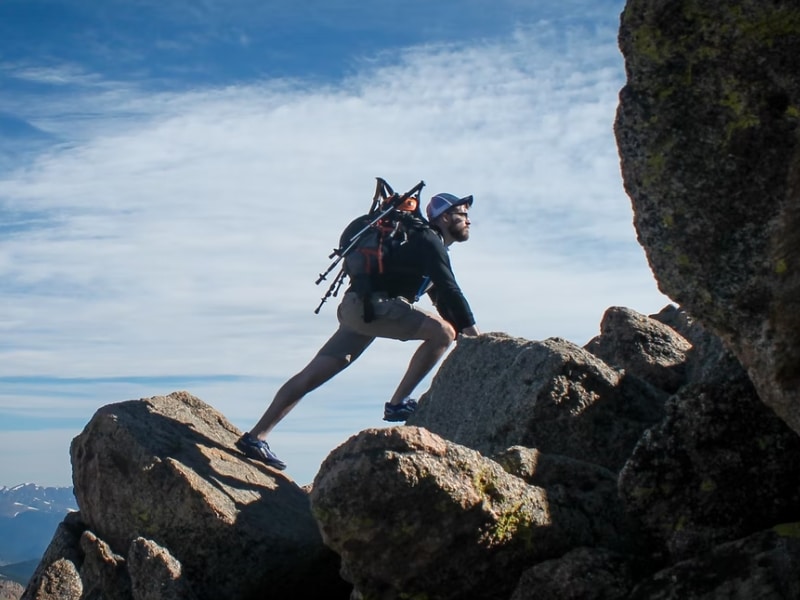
[309,426,630,600]
[585,305,692,394]
[615,0,800,436]
[0,579,25,600]
[629,529,800,600]
[23,392,348,600]
[619,373,800,563]
[408,333,667,472]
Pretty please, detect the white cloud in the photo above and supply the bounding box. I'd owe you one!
[0,14,670,486]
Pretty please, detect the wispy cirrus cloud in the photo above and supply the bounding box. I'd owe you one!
[0,1,668,487]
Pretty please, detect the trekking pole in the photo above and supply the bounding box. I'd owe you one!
[314,267,347,313]
[315,204,394,286]
[314,178,425,308]
[316,187,418,286]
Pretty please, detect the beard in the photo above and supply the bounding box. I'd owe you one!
[448,223,470,242]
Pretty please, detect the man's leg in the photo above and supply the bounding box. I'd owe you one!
[387,313,456,405]
[248,353,349,439]
[247,323,374,440]
[237,324,373,469]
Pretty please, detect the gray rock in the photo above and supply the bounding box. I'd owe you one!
[585,305,692,393]
[24,391,349,600]
[629,529,800,599]
[619,374,800,562]
[21,512,84,600]
[649,305,747,386]
[510,546,636,600]
[615,0,800,437]
[127,538,197,600]
[0,579,25,600]
[408,332,667,471]
[79,531,129,600]
[494,447,634,553]
[310,426,611,600]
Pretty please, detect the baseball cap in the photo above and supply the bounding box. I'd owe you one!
[426,193,474,221]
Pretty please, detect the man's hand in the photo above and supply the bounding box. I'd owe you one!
[460,325,480,337]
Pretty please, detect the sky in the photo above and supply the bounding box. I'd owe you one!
[0,0,672,489]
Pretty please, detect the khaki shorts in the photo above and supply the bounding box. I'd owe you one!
[317,292,428,362]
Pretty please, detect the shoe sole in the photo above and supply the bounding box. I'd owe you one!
[235,441,287,470]
[383,413,413,422]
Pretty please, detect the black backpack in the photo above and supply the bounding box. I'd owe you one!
[315,178,427,320]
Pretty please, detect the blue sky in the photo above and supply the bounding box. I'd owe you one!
[0,0,670,488]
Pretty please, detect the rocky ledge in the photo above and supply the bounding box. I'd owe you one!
[20,306,800,599]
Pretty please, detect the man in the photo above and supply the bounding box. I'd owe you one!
[236,192,480,469]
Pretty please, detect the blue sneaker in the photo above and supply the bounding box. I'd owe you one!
[236,432,287,470]
[383,398,418,422]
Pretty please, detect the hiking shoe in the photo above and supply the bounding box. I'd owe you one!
[383,398,418,422]
[235,433,287,470]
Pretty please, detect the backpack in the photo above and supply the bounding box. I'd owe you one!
[314,177,427,320]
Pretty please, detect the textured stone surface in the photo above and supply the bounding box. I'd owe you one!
[21,512,84,600]
[510,547,635,600]
[585,305,692,393]
[0,580,25,600]
[408,332,667,471]
[127,537,198,600]
[629,529,800,599]
[619,373,800,562]
[310,426,612,600]
[68,391,347,600]
[615,0,800,435]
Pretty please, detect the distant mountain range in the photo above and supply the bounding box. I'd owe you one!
[0,484,77,586]
[0,484,76,519]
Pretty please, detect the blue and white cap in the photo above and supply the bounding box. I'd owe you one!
[426,192,474,221]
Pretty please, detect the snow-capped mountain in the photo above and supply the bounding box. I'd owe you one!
[0,484,76,568]
[0,484,76,518]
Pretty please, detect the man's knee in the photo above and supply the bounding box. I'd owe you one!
[425,317,456,347]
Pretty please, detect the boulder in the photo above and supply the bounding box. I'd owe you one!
[509,546,636,600]
[27,391,349,600]
[22,511,84,600]
[309,426,622,600]
[408,332,667,472]
[629,529,800,599]
[649,305,747,386]
[619,373,800,562]
[615,0,800,436]
[585,305,692,393]
[0,580,25,600]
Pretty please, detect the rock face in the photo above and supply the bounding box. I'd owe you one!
[0,579,25,600]
[309,426,629,600]
[23,304,800,599]
[23,392,347,600]
[21,1,800,598]
[406,334,667,472]
[615,0,800,435]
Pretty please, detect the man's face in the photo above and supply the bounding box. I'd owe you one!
[444,207,471,242]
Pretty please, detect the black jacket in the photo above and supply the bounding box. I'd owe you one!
[372,225,476,333]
